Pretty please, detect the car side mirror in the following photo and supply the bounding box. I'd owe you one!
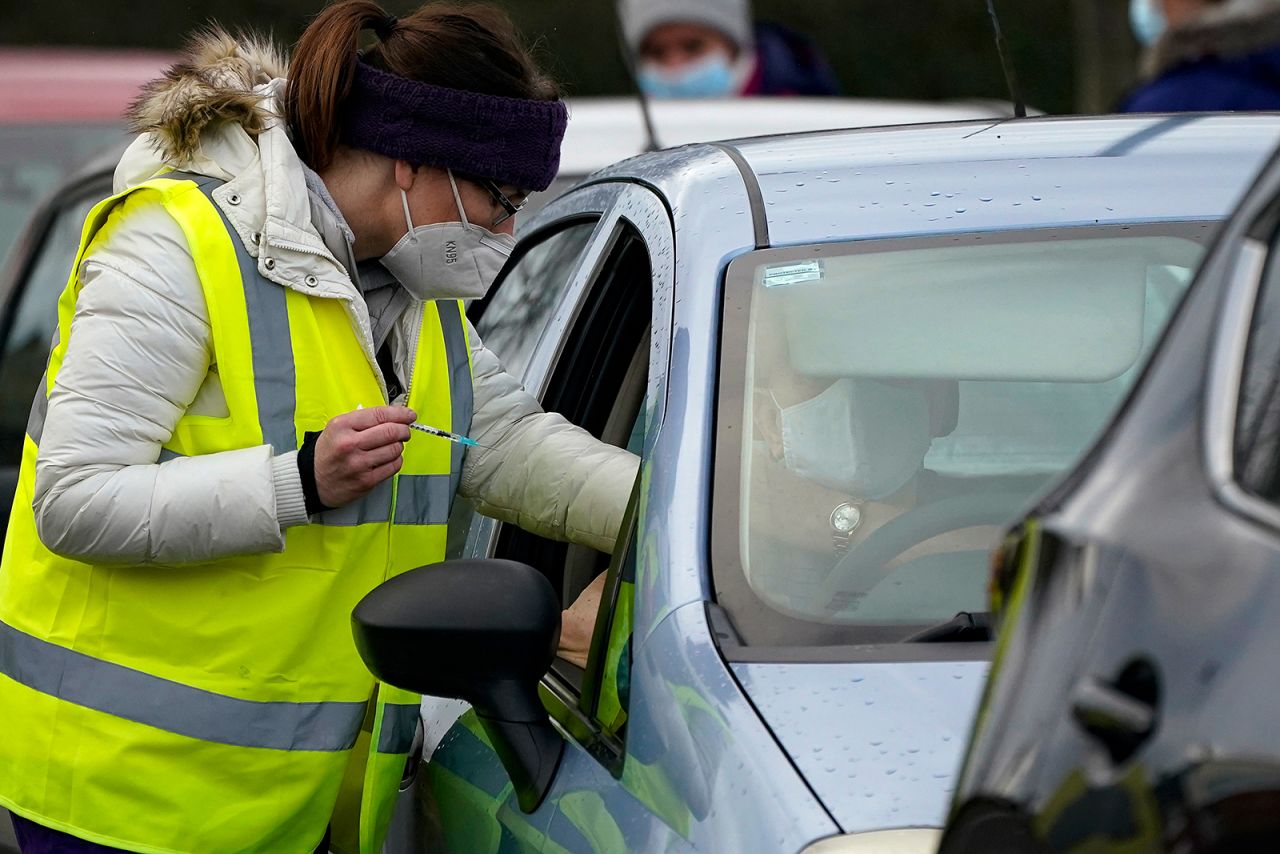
[351,558,565,812]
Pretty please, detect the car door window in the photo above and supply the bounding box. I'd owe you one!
[487,221,653,769]
[444,217,602,559]
[470,217,598,380]
[489,224,651,604]
[1235,226,1280,501]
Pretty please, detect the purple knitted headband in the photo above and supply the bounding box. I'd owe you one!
[339,61,569,191]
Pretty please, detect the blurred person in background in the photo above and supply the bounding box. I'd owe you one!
[1123,0,1280,110]
[619,0,840,98]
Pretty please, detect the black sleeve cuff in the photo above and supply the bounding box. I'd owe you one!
[296,431,332,516]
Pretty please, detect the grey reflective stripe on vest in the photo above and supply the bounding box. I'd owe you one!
[318,478,393,527]
[25,326,61,445]
[179,174,298,456]
[26,374,48,445]
[0,620,365,752]
[392,474,453,526]
[436,300,473,505]
[377,703,421,754]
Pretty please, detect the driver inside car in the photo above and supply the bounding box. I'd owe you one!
[746,314,1004,621]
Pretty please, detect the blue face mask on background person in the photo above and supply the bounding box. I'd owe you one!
[1129,0,1167,46]
[638,53,737,98]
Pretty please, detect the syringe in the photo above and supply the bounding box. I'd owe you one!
[409,422,486,448]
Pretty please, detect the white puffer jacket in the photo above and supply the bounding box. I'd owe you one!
[32,34,638,564]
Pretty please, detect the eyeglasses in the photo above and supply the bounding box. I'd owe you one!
[463,175,529,227]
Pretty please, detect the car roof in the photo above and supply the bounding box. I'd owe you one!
[558,96,1012,177]
[0,48,173,122]
[597,113,1280,246]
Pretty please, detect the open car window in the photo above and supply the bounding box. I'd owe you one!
[477,219,654,769]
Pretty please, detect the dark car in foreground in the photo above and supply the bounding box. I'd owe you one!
[940,137,1280,852]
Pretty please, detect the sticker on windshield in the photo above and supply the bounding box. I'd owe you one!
[763,260,824,288]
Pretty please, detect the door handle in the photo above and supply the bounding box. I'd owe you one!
[1069,658,1160,764]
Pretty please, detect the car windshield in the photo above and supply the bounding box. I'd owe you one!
[712,223,1215,648]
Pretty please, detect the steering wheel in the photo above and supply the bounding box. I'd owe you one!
[820,492,1029,615]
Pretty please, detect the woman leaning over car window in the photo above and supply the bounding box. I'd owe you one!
[0,3,635,852]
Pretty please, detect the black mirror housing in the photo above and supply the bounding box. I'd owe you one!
[352,558,565,811]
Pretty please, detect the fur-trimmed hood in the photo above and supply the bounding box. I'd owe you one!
[1147,0,1280,77]
[128,29,288,164]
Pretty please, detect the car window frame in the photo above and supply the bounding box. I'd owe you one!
[450,183,668,559]
[460,181,675,773]
[500,220,651,756]
[1206,197,1280,532]
[453,181,672,545]
[499,220,650,773]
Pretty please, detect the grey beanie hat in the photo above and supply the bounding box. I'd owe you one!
[619,0,754,55]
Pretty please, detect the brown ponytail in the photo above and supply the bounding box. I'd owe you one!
[285,0,560,172]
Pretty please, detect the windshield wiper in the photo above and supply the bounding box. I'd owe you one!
[905,611,991,643]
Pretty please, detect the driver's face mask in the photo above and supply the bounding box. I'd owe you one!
[776,378,931,499]
[380,171,516,301]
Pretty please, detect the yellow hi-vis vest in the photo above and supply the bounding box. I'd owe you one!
[0,174,473,853]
